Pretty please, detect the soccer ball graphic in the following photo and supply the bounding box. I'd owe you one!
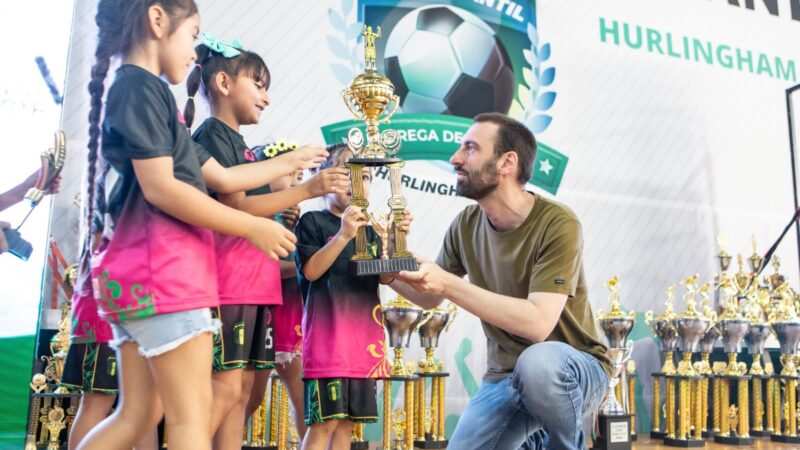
[383,5,515,118]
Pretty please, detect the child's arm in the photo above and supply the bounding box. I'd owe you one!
[201,145,328,194]
[0,170,37,212]
[302,206,368,282]
[218,168,349,217]
[133,156,296,260]
[280,259,296,279]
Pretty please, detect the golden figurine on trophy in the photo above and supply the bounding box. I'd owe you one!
[341,25,416,276]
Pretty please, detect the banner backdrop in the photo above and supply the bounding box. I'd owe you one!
[35,0,800,436]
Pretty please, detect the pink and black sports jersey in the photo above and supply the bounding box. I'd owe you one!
[192,117,282,305]
[71,247,112,344]
[295,210,389,379]
[91,64,218,323]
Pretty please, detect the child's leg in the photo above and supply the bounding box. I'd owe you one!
[213,368,256,450]
[67,393,116,450]
[330,420,355,450]
[132,428,161,450]
[245,371,268,417]
[276,357,306,437]
[148,332,214,450]
[76,342,161,450]
[210,368,244,432]
[301,420,340,450]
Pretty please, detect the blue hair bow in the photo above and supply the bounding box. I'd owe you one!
[200,32,243,58]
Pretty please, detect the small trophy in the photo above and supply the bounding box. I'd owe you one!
[769,283,800,444]
[595,276,635,450]
[645,286,679,439]
[25,130,66,206]
[342,25,417,276]
[381,296,427,450]
[713,289,752,445]
[664,275,712,448]
[414,302,457,449]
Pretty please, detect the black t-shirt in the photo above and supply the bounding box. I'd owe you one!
[101,64,210,223]
[294,210,381,303]
[192,117,270,196]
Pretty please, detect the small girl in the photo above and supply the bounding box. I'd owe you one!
[77,2,327,449]
[295,144,411,450]
[185,37,348,449]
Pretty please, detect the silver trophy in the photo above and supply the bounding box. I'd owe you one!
[597,277,636,416]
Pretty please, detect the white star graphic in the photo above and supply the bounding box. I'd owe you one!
[539,159,553,175]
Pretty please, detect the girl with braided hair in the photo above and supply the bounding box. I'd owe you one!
[78,2,328,449]
[185,37,349,448]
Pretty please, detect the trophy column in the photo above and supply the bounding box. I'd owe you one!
[351,423,368,450]
[646,292,679,441]
[242,372,288,450]
[713,319,753,445]
[347,162,370,261]
[745,322,772,437]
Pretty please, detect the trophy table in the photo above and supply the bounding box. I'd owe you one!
[664,276,712,448]
[645,287,679,440]
[342,25,417,276]
[594,277,635,450]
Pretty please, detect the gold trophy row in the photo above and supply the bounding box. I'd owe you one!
[647,238,800,447]
[241,297,457,450]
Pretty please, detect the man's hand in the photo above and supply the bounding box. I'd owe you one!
[396,260,452,296]
[0,221,10,253]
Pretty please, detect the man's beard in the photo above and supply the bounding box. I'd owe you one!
[455,159,500,200]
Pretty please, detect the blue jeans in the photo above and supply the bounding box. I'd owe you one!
[449,342,608,450]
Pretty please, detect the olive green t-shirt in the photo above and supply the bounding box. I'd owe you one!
[437,194,611,380]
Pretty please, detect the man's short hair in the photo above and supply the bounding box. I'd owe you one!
[474,112,537,185]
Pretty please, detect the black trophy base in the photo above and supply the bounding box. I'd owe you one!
[771,434,800,443]
[750,429,771,437]
[414,438,448,449]
[350,442,369,450]
[713,435,753,445]
[243,447,277,450]
[351,256,418,276]
[594,414,632,450]
[630,433,637,442]
[650,431,666,439]
[701,430,713,438]
[348,156,402,167]
[663,437,705,447]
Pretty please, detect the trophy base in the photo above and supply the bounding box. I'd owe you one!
[348,156,402,166]
[243,447,278,450]
[593,414,632,450]
[713,435,753,445]
[650,431,666,439]
[414,439,448,449]
[416,371,449,378]
[701,431,713,438]
[351,256,418,276]
[663,437,705,447]
[350,442,369,450]
[771,434,800,443]
[750,429,770,437]
[630,433,637,442]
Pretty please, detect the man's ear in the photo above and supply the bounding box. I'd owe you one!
[498,150,519,179]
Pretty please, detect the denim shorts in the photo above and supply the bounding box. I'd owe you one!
[110,308,220,358]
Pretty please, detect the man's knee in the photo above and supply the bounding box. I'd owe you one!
[514,342,572,382]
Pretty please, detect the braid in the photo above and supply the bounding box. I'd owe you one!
[183,45,212,129]
[86,0,124,252]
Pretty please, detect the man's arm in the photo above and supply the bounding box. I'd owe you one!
[396,262,567,342]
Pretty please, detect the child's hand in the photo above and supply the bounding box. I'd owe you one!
[303,167,350,197]
[290,145,328,171]
[337,206,368,240]
[282,206,300,229]
[246,217,298,260]
[395,210,413,235]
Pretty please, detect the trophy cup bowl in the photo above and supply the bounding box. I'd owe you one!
[601,346,632,416]
[344,72,397,124]
[699,323,721,354]
[719,319,750,354]
[745,323,771,355]
[674,317,710,353]
[772,320,800,355]
[599,317,635,349]
[650,317,679,353]
[418,309,450,349]
[383,306,425,349]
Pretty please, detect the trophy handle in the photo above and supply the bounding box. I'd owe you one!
[372,304,384,327]
[443,302,458,332]
[416,310,433,331]
[342,89,365,120]
[379,94,400,124]
[25,130,67,205]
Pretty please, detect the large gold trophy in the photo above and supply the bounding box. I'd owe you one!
[664,275,712,448]
[342,25,417,276]
[743,288,772,437]
[414,302,457,449]
[645,286,679,439]
[769,282,800,444]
